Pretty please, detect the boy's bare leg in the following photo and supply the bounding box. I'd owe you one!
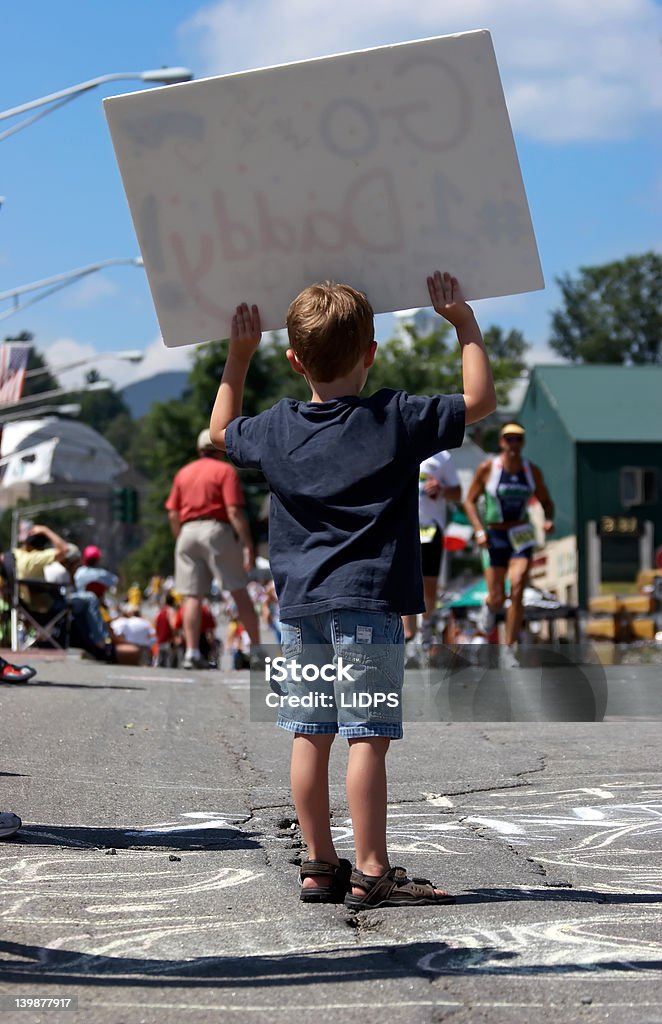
[346,737,391,890]
[291,733,339,889]
[347,735,451,899]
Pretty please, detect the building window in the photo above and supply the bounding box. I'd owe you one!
[620,467,658,508]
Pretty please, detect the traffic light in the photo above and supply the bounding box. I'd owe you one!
[111,486,139,523]
[123,487,138,524]
[112,488,124,522]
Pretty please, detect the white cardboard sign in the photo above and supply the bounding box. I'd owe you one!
[104,31,543,348]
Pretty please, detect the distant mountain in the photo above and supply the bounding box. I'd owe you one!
[121,372,189,418]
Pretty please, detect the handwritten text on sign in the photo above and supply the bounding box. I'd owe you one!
[105,31,543,347]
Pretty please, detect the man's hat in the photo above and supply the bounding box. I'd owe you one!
[17,519,35,543]
[499,422,526,436]
[63,544,82,565]
[196,428,216,451]
[83,544,102,563]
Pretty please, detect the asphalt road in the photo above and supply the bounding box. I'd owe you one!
[0,650,660,1024]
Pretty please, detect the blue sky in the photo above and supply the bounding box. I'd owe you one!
[1,0,660,392]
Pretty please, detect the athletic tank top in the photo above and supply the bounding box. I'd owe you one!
[484,457,535,524]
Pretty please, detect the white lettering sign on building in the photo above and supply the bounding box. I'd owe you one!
[105,30,543,348]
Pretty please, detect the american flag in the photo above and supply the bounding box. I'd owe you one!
[0,343,30,404]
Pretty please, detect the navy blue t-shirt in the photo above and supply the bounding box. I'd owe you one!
[225,389,465,617]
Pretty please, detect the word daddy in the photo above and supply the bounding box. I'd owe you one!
[106,31,543,343]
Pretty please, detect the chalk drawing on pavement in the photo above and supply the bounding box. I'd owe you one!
[417,909,662,977]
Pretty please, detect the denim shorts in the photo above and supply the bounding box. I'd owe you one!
[275,609,404,739]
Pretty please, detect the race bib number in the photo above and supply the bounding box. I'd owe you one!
[508,524,536,553]
[419,525,437,544]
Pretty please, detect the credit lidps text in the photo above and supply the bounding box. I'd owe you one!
[262,656,400,709]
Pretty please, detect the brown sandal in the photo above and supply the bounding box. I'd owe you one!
[299,858,352,903]
[344,866,455,909]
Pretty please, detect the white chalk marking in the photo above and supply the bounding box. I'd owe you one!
[573,807,605,820]
[465,816,525,835]
[423,793,454,807]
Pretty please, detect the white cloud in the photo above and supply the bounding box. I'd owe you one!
[39,338,99,389]
[118,336,199,389]
[527,343,567,366]
[38,335,197,392]
[180,0,662,142]
[473,293,533,319]
[60,274,117,310]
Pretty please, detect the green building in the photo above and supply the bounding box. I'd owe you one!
[518,366,662,607]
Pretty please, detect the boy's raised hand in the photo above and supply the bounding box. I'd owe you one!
[230,302,262,360]
[427,271,474,328]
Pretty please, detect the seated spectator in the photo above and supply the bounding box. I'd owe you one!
[227,613,250,670]
[74,545,118,600]
[44,547,114,662]
[12,525,77,623]
[110,605,156,665]
[13,524,70,583]
[146,575,163,600]
[153,592,180,667]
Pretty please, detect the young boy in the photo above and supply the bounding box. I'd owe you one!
[210,271,496,908]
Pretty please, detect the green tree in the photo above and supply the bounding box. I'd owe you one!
[69,369,133,436]
[368,321,528,406]
[482,325,529,407]
[104,411,141,464]
[186,333,308,420]
[549,252,662,364]
[121,520,176,584]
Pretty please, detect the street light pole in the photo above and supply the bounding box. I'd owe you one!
[0,68,193,142]
[0,258,144,321]
[0,380,111,411]
[0,404,81,425]
[23,349,143,381]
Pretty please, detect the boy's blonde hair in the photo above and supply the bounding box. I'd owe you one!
[286,282,374,383]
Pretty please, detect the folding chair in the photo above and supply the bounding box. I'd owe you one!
[2,552,72,652]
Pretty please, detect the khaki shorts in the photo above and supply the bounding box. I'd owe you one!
[175,519,248,596]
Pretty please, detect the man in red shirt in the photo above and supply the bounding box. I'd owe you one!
[166,429,260,669]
